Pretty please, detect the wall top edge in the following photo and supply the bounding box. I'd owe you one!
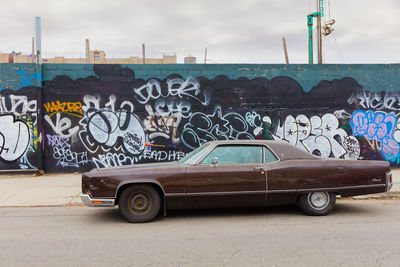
[1,63,400,67]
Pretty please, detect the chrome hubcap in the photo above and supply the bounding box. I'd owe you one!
[308,192,330,210]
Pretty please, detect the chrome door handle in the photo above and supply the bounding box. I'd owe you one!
[254,167,266,174]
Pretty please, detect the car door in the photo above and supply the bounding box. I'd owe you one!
[184,144,266,208]
[263,145,300,205]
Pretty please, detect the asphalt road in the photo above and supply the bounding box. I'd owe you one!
[1,199,399,266]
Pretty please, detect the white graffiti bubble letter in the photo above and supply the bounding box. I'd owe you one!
[0,115,30,162]
[86,110,145,155]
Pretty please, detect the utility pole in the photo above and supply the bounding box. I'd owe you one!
[282,37,289,64]
[317,0,323,64]
[36,50,40,64]
[142,44,146,64]
[204,48,207,64]
[311,0,334,64]
[85,39,90,63]
[307,12,320,64]
[31,37,35,63]
[35,17,41,64]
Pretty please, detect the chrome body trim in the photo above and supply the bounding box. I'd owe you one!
[166,190,266,198]
[80,194,115,207]
[268,184,386,194]
[165,184,386,197]
[193,143,218,165]
[262,144,281,162]
[386,171,393,192]
[114,181,167,199]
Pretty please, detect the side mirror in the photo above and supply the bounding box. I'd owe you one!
[211,157,218,166]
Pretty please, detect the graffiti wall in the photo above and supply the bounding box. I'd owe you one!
[0,64,42,170]
[1,63,400,172]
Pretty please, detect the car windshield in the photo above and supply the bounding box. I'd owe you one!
[178,143,210,164]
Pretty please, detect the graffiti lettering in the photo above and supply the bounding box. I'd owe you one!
[43,101,83,116]
[45,113,79,139]
[142,150,185,161]
[348,91,400,111]
[342,136,361,160]
[92,152,139,169]
[245,111,269,136]
[81,94,135,113]
[266,113,359,159]
[134,77,210,106]
[144,105,181,144]
[154,98,191,117]
[82,110,145,154]
[46,134,70,148]
[0,115,30,162]
[245,111,261,128]
[79,95,144,155]
[0,94,37,119]
[181,105,253,149]
[53,146,88,168]
[351,110,399,161]
[92,150,185,169]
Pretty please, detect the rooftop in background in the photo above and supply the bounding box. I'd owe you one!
[0,50,177,64]
[184,54,196,64]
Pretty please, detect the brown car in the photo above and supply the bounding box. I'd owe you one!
[80,140,393,223]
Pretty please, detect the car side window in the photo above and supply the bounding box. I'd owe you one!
[264,146,278,163]
[199,145,262,165]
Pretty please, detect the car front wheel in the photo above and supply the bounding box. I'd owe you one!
[297,192,336,216]
[119,185,161,223]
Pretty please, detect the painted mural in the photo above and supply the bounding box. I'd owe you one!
[1,63,400,173]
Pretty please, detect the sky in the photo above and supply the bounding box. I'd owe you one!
[0,0,399,64]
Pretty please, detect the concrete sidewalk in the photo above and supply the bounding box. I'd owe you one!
[0,170,399,207]
[0,173,82,207]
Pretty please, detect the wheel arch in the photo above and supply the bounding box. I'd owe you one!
[115,181,166,215]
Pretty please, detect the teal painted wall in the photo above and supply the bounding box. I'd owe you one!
[42,63,400,93]
[0,63,42,91]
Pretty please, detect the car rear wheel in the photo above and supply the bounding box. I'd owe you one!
[297,192,336,216]
[119,185,161,223]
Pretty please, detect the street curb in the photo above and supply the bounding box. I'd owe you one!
[340,192,400,200]
[65,192,83,206]
[0,205,67,208]
[0,203,85,208]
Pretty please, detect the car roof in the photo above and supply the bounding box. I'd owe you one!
[208,140,283,145]
[207,140,319,160]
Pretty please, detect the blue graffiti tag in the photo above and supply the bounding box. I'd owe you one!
[17,69,42,88]
[351,110,400,161]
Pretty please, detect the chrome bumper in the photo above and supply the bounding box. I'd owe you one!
[80,194,115,207]
[386,171,393,192]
